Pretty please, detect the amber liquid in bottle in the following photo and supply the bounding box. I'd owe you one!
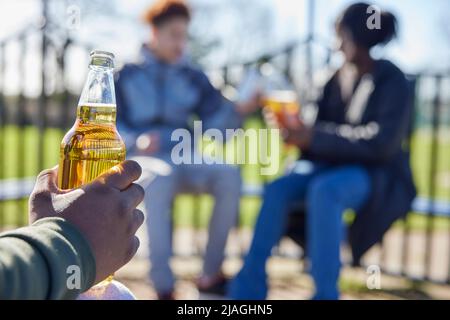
[58,104,125,189]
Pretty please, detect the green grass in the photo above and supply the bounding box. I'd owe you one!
[1,122,450,229]
[0,125,62,178]
[409,128,450,199]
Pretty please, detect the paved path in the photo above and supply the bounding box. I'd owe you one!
[115,226,450,300]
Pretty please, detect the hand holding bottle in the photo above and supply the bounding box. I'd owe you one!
[29,160,145,284]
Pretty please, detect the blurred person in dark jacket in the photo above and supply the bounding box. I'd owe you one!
[229,2,416,300]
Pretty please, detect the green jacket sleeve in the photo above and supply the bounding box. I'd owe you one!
[0,217,96,300]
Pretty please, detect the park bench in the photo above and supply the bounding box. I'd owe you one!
[1,176,449,217]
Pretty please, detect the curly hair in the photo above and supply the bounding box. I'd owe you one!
[143,0,191,27]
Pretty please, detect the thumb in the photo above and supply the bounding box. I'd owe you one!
[29,166,61,224]
[33,165,64,195]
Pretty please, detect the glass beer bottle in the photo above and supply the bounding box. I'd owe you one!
[58,51,127,297]
[58,50,125,190]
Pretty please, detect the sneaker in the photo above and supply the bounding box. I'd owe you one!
[196,275,228,296]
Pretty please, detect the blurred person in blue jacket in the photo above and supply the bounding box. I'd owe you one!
[229,2,416,300]
[114,0,259,299]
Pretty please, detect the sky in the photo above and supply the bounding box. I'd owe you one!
[0,0,448,96]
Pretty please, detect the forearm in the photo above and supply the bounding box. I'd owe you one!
[202,100,243,138]
[0,217,96,300]
[308,117,410,165]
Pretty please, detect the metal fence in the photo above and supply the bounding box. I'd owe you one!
[1,2,450,286]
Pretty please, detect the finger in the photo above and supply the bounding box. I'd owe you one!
[33,166,63,194]
[262,107,272,116]
[263,111,279,128]
[97,160,142,191]
[125,236,140,263]
[262,107,276,120]
[127,209,145,235]
[121,183,145,210]
[265,112,277,123]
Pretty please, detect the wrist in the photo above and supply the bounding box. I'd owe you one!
[301,126,314,150]
[235,102,248,116]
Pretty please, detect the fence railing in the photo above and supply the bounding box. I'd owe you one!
[1,6,450,286]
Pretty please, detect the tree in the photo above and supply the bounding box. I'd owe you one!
[189,0,276,67]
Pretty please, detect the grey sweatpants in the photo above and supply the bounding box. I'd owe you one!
[132,154,241,293]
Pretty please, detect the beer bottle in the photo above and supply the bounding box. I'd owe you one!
[58,50,136,299]
[58,50,125,189]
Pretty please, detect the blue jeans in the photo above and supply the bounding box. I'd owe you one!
[228,161,371,300]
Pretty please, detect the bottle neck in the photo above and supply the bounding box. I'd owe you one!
[77,65,116,125]
[77,103,117,125]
